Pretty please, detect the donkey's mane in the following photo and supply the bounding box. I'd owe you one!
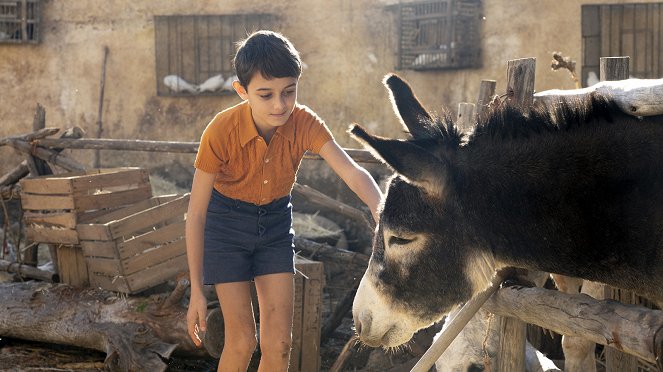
[418,93,622,150]
[469,92,620,143]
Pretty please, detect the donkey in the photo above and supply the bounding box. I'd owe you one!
[350,73,663,349]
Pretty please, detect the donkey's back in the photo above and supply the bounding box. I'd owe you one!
[462,96,663,301]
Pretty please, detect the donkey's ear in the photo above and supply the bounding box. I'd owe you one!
[349,124,447,198]
[383,74,434,139]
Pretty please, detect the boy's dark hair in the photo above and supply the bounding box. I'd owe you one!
[233,30,302,88]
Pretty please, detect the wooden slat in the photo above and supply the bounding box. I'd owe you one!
[24,211,77,228]
[26,227,78,245]
[85,256,122,276]
[119,219,185,258]
[57,245,89,287]
[121,238,186,275]
[125,253,188,293]
[20,177,74,194]
[76,223,113,241]
[81,197,161,225]
[107,194,189,240]
[69,168,149,193]
[80,240,117,259]
[74,184,152,211]
[21,193,74,210]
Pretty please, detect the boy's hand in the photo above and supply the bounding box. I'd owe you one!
[187,292,208,347]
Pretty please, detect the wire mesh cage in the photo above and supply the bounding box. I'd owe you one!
[398,0,481,70]
[0,0,40,44]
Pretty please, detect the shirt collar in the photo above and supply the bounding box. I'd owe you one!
[239,101,296,147]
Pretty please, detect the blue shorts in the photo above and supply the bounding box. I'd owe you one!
[203,189,295,284]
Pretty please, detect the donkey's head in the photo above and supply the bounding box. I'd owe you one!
[351,74,496,348]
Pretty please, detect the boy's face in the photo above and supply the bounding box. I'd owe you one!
[233,73,298,134]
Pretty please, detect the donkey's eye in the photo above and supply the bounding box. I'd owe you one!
[388,236,415,246]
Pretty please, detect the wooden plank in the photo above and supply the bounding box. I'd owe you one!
[600,56,639,372]
[24,211,77,228]
[57,245,89,288]
[70,168,150,194]
[20,176,74,194]
[85,256,122,276]
[121,238,186,275]
[290,264,304,372]
[26,227,78,245]
[76,223,113,241]
[21,193,74,210]
[80,197,161,225]
[74,184,152,211]
[125,253,188,293]
[119,219,186,258]
[299,260,324,372]
[80,240,117,259]
[107,195,189,240]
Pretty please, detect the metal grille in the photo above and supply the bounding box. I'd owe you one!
[398,0,481,70]
[154,14,275,96]
[582,3,663,85]
[0,0,40,44]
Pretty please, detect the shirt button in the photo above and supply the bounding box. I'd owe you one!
[265,158,270,163]
[263,180,269,184]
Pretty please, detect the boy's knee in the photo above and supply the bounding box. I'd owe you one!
[226,332,258,355]
[261,338,292,359]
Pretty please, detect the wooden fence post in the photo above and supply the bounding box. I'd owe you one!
[495,57,537,372]
[476,79,496,118]
[456,102,476,132]
[600,56,639,372]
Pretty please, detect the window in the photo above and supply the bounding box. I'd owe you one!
[154,14,275,96]
[582,3,663,85]
[0,0,40,44]
[396,0,482,71]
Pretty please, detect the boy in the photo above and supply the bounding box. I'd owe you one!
[186,30,382,372]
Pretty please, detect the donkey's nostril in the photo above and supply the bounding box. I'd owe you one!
[355,319,362,335]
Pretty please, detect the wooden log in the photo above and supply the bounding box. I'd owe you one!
[0,259,57,282]
[8,140,86,172]
[35,137,201,154]
[0,281,208,371]
[292,183,373,231]
[483,285,663,367]
[0,127,60,146]
[33,138,381,163]
[0,160,29,186]
[294,236,369,269]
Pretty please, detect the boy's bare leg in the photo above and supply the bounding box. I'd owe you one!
[254,272,295,372]
[215,281,257,372]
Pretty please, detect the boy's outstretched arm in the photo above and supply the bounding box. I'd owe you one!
[318,140,383,223]
[185,169,216,347]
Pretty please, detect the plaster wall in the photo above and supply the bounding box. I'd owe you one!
[0,0,656,181]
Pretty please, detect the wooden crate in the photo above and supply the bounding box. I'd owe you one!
[20,167,152,245]
[76,194,189,294]
[290,256,325,372]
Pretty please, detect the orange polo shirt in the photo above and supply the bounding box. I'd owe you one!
[194,100,333,205]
